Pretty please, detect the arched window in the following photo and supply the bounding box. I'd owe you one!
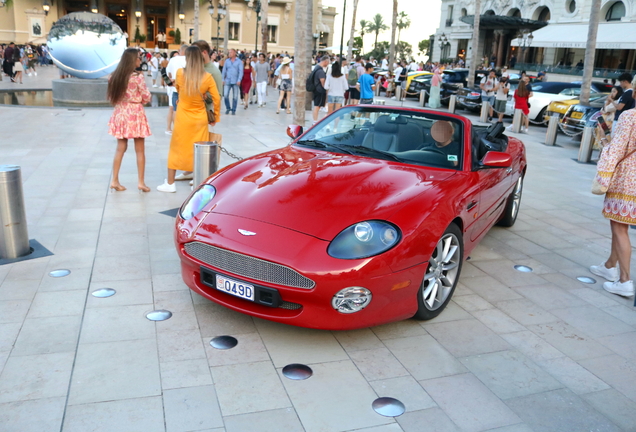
[538,7,551,22]
[606,1,626,21]
[461,8,467,17]
[508,8,521,18]
[566,0,577,14]
[484,10,496,16]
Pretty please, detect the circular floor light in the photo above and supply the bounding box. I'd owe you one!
[372,397,406,417]
[282,364,313,380]
[210,335,238,350]
[577,276,596,284]
[514,265,533,273]
[91,288,116,298]
[49,269,71,278]
[146,310,173,321]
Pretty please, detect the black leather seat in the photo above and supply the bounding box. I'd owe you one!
[362,115,399,152]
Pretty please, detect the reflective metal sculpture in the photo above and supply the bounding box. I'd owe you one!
[47,12,126,79]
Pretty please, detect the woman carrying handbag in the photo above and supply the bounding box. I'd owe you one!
[590,109,636,297]
[157,46,221,193]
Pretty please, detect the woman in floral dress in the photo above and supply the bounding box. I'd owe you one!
[107,48,152,192]
[590,109,636,297]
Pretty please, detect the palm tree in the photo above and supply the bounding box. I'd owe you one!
[467,0,481,88]
[347,0,360,61]
[293,0,312,125]
[580,0,602,106]
[193,0,200,41]
[261,0,269,55]
[367,14,388,48]
[389,1,398,73]
[397,11,410,42]
[359,19,370,52]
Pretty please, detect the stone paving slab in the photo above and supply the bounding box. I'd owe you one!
[0,67,635,431]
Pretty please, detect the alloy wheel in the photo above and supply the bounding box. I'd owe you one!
[422,233,461,311]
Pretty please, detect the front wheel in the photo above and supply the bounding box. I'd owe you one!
[414,223,463,320]
[497,175,524,227]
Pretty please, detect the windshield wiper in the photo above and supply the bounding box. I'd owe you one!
[341,145,403,162]
[296,139,355,155]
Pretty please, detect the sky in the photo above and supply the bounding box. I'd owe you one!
[321,0,442,60]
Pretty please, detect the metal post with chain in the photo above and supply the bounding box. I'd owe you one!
[220,146,243,161]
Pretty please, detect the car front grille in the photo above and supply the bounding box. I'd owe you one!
[184,242,315,289]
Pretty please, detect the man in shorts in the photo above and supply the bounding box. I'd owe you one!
[480,69,498,121]
[357,63,376,105]
[312,55,330,123]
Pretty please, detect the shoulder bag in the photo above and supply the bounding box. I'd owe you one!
[201,93,216,124]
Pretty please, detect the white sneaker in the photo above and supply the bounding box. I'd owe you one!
[603,280,635,297]
[28,73,32,76]
[590,262,619,282]
[165,130,172,135]
[189,180,194,186]
[175,172,193,181]
[152,84,157,88]
[391,96,396,100]
[524,127,529,134]
[34,72,37,76]
[157,180,176,193]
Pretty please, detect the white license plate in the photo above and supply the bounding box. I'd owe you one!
[215,274,255,301]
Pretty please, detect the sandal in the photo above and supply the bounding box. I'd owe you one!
[110,184,126,192]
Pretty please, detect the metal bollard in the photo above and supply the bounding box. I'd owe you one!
[512,109,523,133]
[545,114,559,146]
[0,166,30,260]
[193,142,221,188]
[448,95,457,113]
[395,86,403,102]
[578,126,595,163]
[419,90,426,107]
[480,101,491,123]
[374,99,385,105]
[375,83,381,97]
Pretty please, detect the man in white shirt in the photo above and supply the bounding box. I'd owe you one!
[409,60,418,71]
[150,52,160,87]
[381,56,388,70]
[165,44,188,134]
[480,69,498,121]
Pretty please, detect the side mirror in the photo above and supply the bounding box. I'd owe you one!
[287,125,304,140]
[481,151,512,168]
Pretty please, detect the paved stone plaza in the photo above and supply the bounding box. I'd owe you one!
[1,68,636,431]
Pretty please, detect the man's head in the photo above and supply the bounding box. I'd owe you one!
[192,40,211,62]
[355,56,362,64]
[618,72,633,89]
[320,55,330,68]
[259,53,265,62]
[9,42,14,46]
[431,121,455,147]
[179,44,188,55]
[229,48,237,59]
[365,62,374,73]
[489,70,496,78]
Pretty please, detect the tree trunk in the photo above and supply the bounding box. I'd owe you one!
[374,31,379,48]
[347,0,359,62]
[224,1,229,54]
[261,0,268,55]
[467,0,481,89]
[388,0,398,73]
[193,0,200,41]
[580,0,602,106]
[293,0,311,126]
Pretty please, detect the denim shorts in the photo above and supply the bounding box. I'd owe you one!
[328,95,344,104]
[481,95,495,106]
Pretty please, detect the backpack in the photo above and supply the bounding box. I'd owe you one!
[306,66,318,92]
[347,67,358,86]
[399,67,408,82]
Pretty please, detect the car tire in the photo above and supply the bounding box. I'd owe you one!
[530,107,547,125]
[141,63,148,71]
[497,175,524,227]
[414,223,463,321]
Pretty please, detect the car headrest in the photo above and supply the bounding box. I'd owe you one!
[431,120,455,143]
[374,115,399,134]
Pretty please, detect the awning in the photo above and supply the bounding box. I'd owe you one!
[460,15,548,31]
[511,22,636,49]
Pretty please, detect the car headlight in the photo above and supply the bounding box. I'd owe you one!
[180,185,216,220]
[332,287,372,313]
[328,220,400,259]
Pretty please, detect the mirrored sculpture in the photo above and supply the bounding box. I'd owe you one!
[47,12,126,79]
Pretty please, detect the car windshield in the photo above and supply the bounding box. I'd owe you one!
[294,106,464,170]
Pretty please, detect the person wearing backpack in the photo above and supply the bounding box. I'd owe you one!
[347,61,360,105]
[310,55,330,124]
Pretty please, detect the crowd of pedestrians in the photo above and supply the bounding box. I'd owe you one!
[1,42,52,83]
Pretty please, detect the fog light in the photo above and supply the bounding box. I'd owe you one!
[332,287,372,313]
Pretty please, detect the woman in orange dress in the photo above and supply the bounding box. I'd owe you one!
[590,109,636,298]
[107,48,152,192]
[157,46,221,192]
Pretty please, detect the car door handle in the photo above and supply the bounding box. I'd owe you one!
[467,201,478,211]
[506,167,513,174]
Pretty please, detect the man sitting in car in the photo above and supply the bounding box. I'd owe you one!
[427,120,459,167]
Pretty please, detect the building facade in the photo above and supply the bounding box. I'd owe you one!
[433,0,636,71]
[0,0,336,54]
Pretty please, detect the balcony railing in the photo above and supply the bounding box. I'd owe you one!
[445,19,453,27]
[513,62,634,79]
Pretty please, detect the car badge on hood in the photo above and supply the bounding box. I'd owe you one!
[238,229,257,236]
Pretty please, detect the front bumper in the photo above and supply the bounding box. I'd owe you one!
[177,213,425,330]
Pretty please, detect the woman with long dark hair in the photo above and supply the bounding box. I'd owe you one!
[512,76,531,133]
[157,46,221,192]
[107,47,152,192]
[324,61,348,114]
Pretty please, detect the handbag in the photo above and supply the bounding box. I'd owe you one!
[201,93,216,124]
[591,146,636,195]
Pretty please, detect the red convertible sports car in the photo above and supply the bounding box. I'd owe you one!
[175,106,527,330]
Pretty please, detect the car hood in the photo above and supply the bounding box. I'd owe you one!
[207,146,456,240]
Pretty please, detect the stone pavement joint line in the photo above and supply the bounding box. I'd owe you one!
[0,66,635,431]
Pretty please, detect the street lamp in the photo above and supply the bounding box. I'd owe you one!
[438,33,450,61]
[42,0,51,16]
[517,31,534,63]
[209,0,226,49]
[91,0,98,13]
[246,0,262,53]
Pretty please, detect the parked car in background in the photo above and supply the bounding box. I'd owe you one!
[408,74,433,98]
[455,72,521,112]
[405,71,432,93]
[418,68,470,105]
[560,96,607,136]
[505,82,584,125]
[544,92,609,123]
